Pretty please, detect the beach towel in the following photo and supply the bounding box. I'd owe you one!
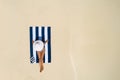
[29,26,51,63]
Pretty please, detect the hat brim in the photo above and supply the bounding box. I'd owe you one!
[33,40,44,51]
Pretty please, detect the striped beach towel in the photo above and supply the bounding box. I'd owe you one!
[29,26,51,63]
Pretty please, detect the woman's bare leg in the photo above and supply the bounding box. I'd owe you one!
[40,48,45,72]
[37,51,42,72]
[37,48,45,72]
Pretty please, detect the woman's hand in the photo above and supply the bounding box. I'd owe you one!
[32,40,34,44]
[44,40,48,44]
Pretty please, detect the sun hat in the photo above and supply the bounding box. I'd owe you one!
[33,40,44,51]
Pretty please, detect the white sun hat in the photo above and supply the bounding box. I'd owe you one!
[33,40,44,51]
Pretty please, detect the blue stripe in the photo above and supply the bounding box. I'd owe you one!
[36,27,39,63]
[29,27,33,63]
[41,27,45,63]
[48,27,51,63]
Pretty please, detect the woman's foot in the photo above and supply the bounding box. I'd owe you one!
[40,65,44,72]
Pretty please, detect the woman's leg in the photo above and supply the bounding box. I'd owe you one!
[40,48,45,72]
[37,51,42,72]
[37,51,43,72]
[37,48,45,72]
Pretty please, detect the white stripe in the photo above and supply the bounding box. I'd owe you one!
[38,27,42,36]
[32,27,36,63]
[38,27,42,61]
[45,27,48,63]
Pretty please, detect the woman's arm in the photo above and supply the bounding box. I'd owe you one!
[32,40,34,44]
[44,40,48,44]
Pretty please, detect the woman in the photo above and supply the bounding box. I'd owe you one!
[33,37,48,72]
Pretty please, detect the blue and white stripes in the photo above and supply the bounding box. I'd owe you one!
[29,26,51,63]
